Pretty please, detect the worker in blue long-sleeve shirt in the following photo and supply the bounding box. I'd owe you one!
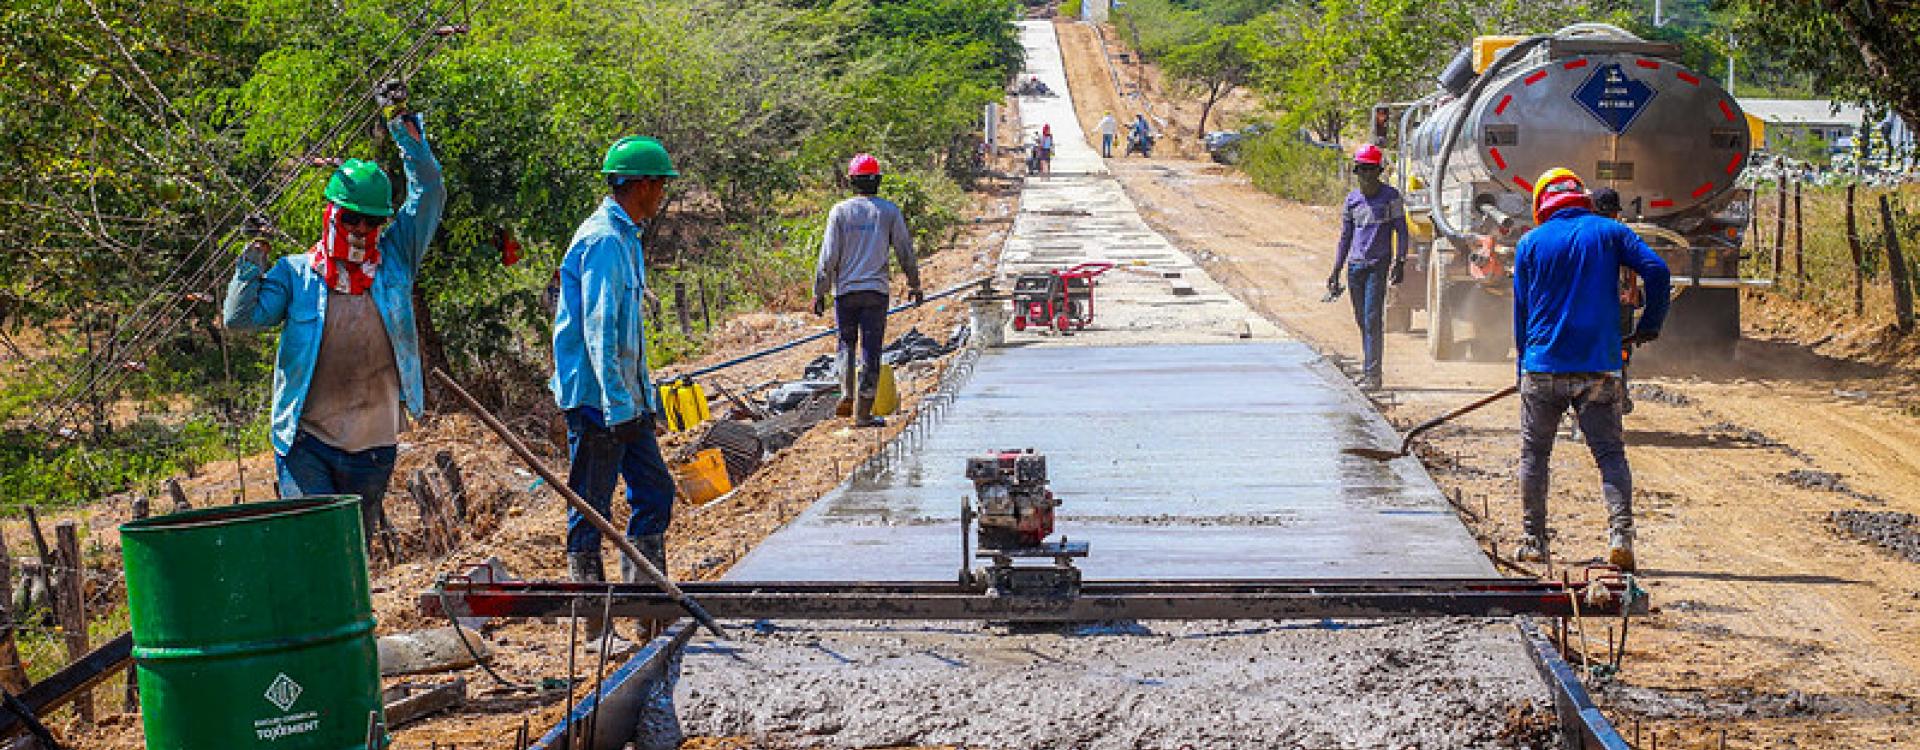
[1325,143,1409,391]
[550,136,679,653]
[1510,168,1670,572]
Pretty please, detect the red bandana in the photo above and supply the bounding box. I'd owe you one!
[311,203,381,295]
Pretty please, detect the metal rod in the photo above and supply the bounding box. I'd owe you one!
[432,368,728,639]
[564,597,578,748]
[585,587,614,748]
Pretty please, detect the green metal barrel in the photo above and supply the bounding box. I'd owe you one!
[121,497,383,749]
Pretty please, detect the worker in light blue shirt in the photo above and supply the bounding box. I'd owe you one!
[224,97,443,551]
[550,136,678,650]
[1510,168,1670,572]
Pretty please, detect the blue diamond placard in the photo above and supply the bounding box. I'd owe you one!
[1572,63,1657,135]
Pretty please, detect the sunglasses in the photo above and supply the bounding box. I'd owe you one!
[339,210,388,228]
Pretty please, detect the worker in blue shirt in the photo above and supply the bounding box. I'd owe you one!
[550,136,679,651]
[1325,143,1409,391]
[1510,169,1670,572]
[224,93,443,552]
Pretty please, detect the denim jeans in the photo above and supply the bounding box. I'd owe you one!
[1101,133,1114,157]
[276,431,397,549]
[1346,263,1388,383]
[1519,372,1633,541]
[564,407,676,554]
[835,291,889,395]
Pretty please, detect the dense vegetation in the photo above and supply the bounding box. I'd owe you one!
[0,0,1020,505]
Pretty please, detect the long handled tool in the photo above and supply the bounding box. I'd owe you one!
[1344,384,1519,462]
[431,368,729,639]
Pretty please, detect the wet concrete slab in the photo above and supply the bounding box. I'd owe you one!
[727,343,1495,582]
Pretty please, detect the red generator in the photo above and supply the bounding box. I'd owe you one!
[1009,262,1113,333]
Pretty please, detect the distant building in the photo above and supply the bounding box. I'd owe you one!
[1737,98,1866,150]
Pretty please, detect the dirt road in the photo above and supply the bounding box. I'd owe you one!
[1059,18,1920,749]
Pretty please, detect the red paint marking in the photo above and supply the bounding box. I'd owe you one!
[1717,100,1735,121]
[1726,152,1743,174]
[1562,58,1589,70]
[1495,94,1513,115]
[1691,181,1716,198]
[1676,71,1700,86]
[1649,199,1675,208]
[1490,147,1508,170]
[1513,175,1534,191]
[1635,59,1662,70]
[1524,70,1549,86]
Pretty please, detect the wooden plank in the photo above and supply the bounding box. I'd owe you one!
[384,678,468,729]
[0,632,131,741]
[53,523,90,727]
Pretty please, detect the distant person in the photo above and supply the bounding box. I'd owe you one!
[1590,187,1622,219]
[813,153,923,428]
[223,94,443,552]
[1511,169,1671,572]
[1097,111,1118,158]
[1129,114,1152,156]
[1323,143,1408,391]
[550,135,681,652]
[1033,124,1055,175]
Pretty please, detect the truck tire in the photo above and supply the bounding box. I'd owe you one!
[1657,286,1741,360]
[1427,270,1467,361]
[1463,284,1513,362]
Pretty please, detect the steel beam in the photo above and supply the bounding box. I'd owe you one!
[1516,617,1633,750]
[422,577,1647,622]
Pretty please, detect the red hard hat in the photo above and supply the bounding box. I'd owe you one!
[848,153,882,177]
[1353,144,1384,165]
[1532,167,1593,224]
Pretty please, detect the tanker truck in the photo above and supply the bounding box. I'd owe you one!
[1380,23,1764,360]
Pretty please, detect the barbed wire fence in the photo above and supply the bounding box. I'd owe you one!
[1745,179,1919,330]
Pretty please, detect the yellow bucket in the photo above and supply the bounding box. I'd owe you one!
[658,380,710,432]
[872,364,899,416]
[673,448,732,504]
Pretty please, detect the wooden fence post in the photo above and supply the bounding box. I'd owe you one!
[1847,185,1866,316]
[1772,179,1788,284]
[699,279,712,331]
[55,522,92,727]
[1792,180,1805,293]
[0,526,29,695]
[1882,195,1914,332]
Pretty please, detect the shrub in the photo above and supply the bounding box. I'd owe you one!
[1239,132,1348,205]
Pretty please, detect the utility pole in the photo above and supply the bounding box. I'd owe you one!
[1726,34,1737,96]
[1653,0,1664,27]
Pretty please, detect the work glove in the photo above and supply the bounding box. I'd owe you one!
[908,286,925,306]
[1389,260,1406,285]
[811,295,826,317]
[374,78,410,120]
[1623,329,1660,347]
[610,417,648,444]
[1323,275,1344,302]
[240,239,272,271]
[238,213,273,270]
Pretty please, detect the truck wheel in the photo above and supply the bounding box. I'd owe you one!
[1427,274,1467,361]
[1656,286,1741,360]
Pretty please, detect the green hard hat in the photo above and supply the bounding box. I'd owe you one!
[323,158,395,217]
[601,136,678,178]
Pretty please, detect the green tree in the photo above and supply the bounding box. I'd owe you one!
[1717,0,1920,130]
[1161,24,1258,134]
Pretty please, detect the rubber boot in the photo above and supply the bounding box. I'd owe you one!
[625,535,671,642]
[571,551,635,656]
[1607,528,1636,572]
[854,391,885,428]
[835,350,855,417]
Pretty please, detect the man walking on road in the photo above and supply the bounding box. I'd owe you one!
[1097,111,1118,158]
[1324,143,1408,391]
[224,92,443,551]
[1511,168,1670,571]
[551,136,680,649]
[813,153,922,428]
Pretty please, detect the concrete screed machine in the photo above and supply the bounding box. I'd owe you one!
[1378,23,1767,361]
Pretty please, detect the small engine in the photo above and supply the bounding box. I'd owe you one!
[966,450,1057,549]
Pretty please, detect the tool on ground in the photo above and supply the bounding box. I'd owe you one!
[1010,262,1113,334]
[1345,383,1519,461]
[430,368,729,639]
[960,450,1085,595]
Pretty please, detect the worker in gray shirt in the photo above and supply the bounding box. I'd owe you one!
[812,153,922,427]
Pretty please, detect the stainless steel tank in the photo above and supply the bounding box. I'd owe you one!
[1409,26,1750,239]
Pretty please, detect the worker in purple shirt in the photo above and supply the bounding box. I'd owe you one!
[1325,143,1410,391]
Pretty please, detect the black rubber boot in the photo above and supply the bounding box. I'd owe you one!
[624,535,671,641]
